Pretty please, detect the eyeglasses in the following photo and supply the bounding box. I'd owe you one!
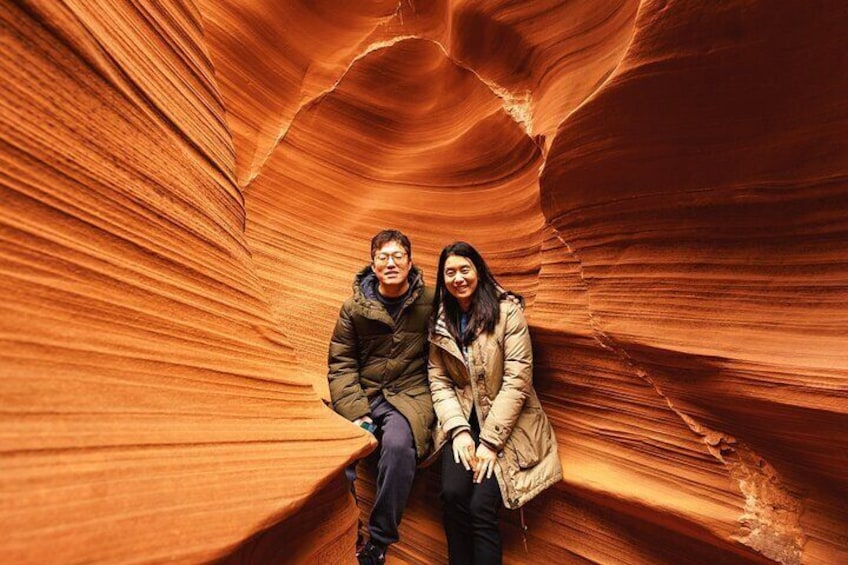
[374,251,408,264]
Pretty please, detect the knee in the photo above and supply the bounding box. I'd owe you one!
[380,435,415,465]
[441,482,466,508]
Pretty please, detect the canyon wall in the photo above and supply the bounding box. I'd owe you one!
[1,1,846,563]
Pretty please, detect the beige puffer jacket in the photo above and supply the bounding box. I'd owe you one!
[428,299,562,509]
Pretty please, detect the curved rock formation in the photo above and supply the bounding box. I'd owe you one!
[241,36,546,401]
[0,2,370,562]
[540,1,848,563]
[1,0,846,564]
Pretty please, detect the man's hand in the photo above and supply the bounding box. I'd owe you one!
[473,443,497,483]
[353,416,375,434]
[452,431,476,471]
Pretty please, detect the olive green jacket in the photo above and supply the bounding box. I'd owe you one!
[327,266,435,459]
[429,300,562,509]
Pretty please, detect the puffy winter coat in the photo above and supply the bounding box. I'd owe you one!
[328,266,435,460]
[429,299,562,509]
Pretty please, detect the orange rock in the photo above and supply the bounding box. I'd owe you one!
[1,0,846,563]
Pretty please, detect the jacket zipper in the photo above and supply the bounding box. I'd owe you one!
[432,329,518,508]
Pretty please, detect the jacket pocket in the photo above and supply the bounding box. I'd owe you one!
[510,407,546,469]
[403,386,431,398]
[512,427,541,469]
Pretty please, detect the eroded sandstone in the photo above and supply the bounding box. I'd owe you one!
[1,0,846,564]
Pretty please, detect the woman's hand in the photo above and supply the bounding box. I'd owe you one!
[452,431,477,471]
[474,443,497,483]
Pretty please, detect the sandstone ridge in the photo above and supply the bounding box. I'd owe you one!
[1,1,846,564]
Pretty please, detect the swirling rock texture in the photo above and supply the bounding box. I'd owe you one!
[1,1,846,564]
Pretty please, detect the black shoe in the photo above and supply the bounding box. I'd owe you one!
[357,541,386,565]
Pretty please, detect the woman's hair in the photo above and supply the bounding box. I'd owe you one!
[430,241,502,345]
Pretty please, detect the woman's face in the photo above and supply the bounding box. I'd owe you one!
[443,254,478,306]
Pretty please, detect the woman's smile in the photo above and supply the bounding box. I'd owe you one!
[452,281,471,294]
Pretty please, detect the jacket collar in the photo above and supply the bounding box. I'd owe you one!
[431,304,452,340]
[430,304,467,361]
[430,297,507,360]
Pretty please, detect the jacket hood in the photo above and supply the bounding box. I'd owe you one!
[349,265,426,325]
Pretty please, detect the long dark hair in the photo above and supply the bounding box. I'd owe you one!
[430,242,501,345]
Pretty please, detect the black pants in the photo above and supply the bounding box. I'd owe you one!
[441,413,503,565]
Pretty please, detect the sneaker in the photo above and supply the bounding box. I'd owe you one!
[357,541,386,565]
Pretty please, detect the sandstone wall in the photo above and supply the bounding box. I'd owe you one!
[1,1,846,563]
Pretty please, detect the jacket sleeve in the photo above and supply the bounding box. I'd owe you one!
[428,344,470,438]
[479,302,533,450]
[327,303,370,420]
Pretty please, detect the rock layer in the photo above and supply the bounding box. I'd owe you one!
[0,2,369,562]
[1,0,846,564]
[540,1,848,562]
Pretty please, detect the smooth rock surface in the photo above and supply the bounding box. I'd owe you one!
[1,0,846,563]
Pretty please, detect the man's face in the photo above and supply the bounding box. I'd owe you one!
[372,240,412,289]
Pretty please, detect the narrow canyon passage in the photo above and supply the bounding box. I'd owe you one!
[1,1,846,564]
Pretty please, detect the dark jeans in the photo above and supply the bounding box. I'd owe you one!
[346,394,417,548]
[441,413,503,565]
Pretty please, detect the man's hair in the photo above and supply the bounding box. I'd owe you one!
[370,229,412,259]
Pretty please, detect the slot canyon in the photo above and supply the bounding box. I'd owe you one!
[1,1,846,563]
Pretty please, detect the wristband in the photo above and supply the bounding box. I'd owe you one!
[479,438,498,451]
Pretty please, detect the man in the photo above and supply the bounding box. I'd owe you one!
[327,229,434,565]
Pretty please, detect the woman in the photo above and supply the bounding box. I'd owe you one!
[428,242,562,564]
